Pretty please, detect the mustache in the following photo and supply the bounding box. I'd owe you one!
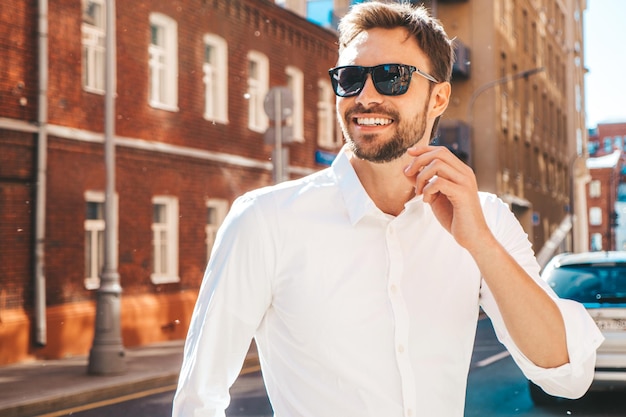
[345,104,400,120]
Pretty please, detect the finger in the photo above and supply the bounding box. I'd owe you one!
[414,157,467,196]
[404,145,464,177]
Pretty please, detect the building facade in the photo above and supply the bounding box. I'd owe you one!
[587,122,626,251]
[0,0,340,364]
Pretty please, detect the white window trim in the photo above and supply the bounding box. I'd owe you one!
[84,190,119,290]
[81,0,106,94]
[589,206,603,226]
[203,34,229,124]
[205,198,229,262]
[247,50,269,133]
[151,195,180,284]
[589,180,601,198]
[317,79,339,149]
[149,13,179,112]
[84,191,105,290]
[286,65,304,142]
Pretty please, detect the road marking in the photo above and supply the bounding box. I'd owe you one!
[475,350,510,367]
[38,384,178,417]
[38,366,262,417]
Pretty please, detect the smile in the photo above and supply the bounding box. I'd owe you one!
[355,117,393,126]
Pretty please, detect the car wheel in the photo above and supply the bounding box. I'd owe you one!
[528,381,559,406]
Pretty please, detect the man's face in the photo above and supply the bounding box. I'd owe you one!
[336,27,436,163]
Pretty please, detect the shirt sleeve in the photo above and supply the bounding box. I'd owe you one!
[172,192,274,417]
[479,194,604,399]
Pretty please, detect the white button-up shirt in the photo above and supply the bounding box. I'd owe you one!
[173,148,603,417]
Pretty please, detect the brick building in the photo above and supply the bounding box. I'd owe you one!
[587,122,626,251]
[0,0,340,364]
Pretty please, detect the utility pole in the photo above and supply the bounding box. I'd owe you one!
[88,0,126,375]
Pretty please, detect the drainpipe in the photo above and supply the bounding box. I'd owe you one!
[34,0,49,346]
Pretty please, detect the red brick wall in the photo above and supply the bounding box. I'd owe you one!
[0,1,38,122]
[0,0,340,362]
[0,131,35,310]
[587,166,620,250]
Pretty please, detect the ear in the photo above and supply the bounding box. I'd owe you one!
[428,81,451,119]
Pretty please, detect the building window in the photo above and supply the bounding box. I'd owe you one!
[81,0,106,93]
[589,206,603,226]
[589,180,601,198]
[205,199,229,262]
[151,196,179,284]
[286,65,304,142]
[604,137,612,153]
[246,51,269,132]
[317,79,338,148]
[203,34,228,124]
[149,13,178,111]
[591,233,603,251]
[84,192,105,290]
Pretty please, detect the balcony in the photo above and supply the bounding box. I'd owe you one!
[436,119,471,165]
[452,40,471,80]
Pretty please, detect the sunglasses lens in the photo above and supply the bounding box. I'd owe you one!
[372,64,410,96]
[331,67,366,97]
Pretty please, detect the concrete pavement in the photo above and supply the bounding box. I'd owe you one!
[0,340,260,417]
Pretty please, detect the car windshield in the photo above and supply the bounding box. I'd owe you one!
[546,263,626,304]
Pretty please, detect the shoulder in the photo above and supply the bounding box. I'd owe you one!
[234,166,338,213]
[478,191,523,231]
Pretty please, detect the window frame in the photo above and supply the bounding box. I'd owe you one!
[83,191,119,290]
[203,34,229,124]
[205,198,229,263]
[589,206,603,226]
[149,13,179,111]
[81,0,106,94]
[246,50,269,133]
[151,195,180,284]
[316,79,340,149]
[286,65,304,142]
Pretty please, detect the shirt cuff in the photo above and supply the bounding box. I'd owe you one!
[504,298,605,399]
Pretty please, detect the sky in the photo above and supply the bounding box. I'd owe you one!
[584,0,626,128]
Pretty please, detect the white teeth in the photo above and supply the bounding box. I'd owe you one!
[356,117,392,126]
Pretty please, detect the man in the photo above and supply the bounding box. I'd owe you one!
[173,2,603,416]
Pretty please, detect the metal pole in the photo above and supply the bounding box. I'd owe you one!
[88,0,126,375]
[34,0,49,348]
[466,67,545,125]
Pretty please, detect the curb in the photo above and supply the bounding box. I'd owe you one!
[2,373,180,417]
[2,352,260,417]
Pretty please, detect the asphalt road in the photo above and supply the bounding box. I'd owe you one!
[55,318,626,417]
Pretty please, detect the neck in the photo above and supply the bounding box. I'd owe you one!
[349,152,416,216]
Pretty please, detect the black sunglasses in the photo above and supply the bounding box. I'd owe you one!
[328,63,439,97]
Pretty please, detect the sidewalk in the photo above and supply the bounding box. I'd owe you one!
[0,340,260,417]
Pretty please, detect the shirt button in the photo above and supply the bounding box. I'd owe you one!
[406,409,413,417]
[397,344,405,353]
[390,284,398,294]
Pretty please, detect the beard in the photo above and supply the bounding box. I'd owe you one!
[340,101,429,163]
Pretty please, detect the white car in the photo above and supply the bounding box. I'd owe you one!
[529,251,626,405]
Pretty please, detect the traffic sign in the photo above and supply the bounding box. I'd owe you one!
[264,87,293,121]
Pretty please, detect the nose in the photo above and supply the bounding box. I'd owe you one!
[354,74,384,106]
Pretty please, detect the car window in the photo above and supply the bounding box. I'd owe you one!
[546,263,626,304]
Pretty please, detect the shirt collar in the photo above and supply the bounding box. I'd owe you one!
[331,146,427,225]
[331,146,380,225]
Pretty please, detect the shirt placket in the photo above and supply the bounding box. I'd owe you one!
[385,219,417,417]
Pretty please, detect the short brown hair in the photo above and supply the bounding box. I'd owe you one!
[337,1,454,84]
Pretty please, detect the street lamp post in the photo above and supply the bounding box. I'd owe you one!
[88,0,126,375]
[466,67,545,127]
